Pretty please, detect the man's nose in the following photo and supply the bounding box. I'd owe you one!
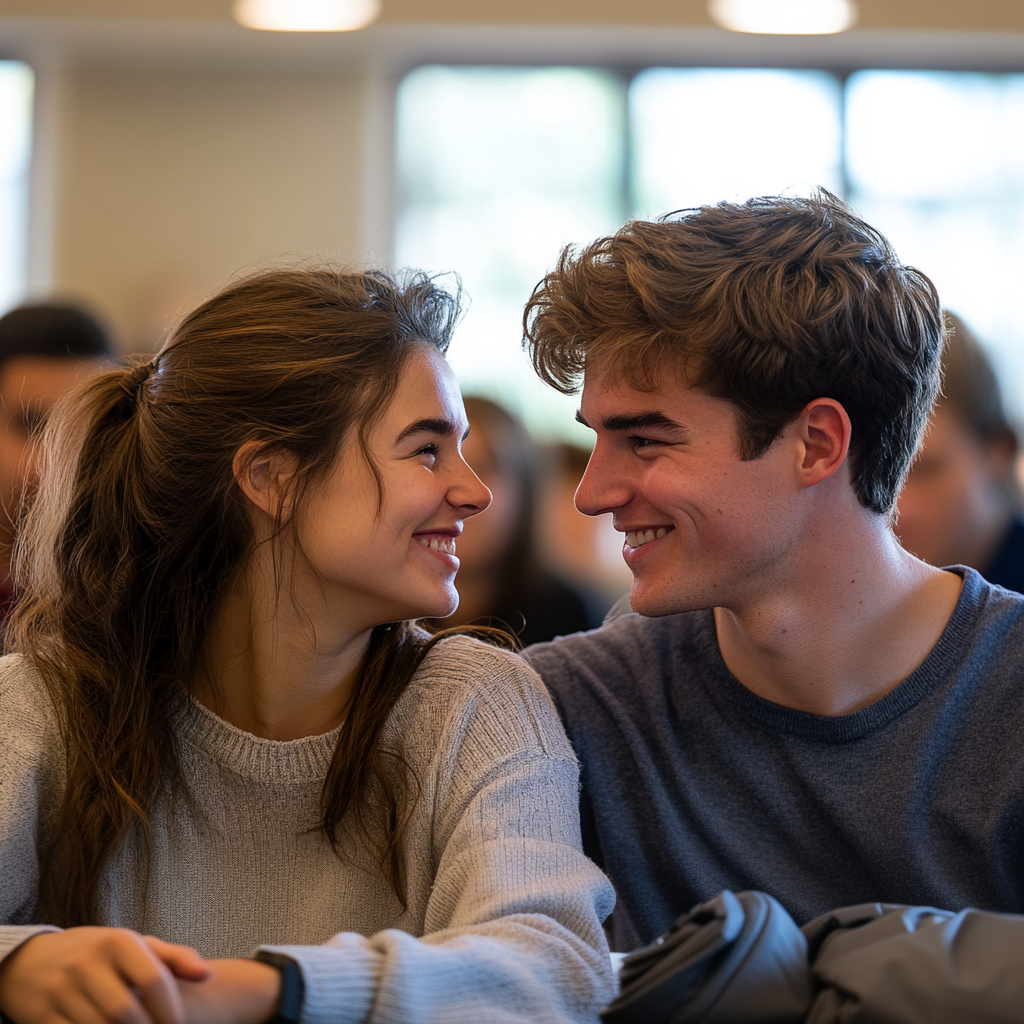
[574,446,632,517]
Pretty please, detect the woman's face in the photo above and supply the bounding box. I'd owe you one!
[293,345,491,628]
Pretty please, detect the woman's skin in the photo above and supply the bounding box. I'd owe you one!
[0,344,490,1024]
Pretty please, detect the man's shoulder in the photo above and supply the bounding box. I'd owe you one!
[521,608,713,709]
[950,566,1024,648]
[947,567,1024,680]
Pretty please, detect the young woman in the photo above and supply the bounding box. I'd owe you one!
[0,269,615,1024]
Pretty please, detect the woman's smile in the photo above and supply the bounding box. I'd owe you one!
[415,530,460,558]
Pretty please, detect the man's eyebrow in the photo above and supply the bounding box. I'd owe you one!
[603,412,684,432]
[395,417,460,444]
[577,410,685,432]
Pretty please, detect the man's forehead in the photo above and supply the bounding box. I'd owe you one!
[580,362,694,414]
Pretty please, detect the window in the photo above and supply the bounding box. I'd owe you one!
[395,66,625,443]
[845,71,1024,402]
[395,66,1024,436]
[0,62,34,316]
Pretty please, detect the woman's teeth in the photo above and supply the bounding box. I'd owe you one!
[626,528,669,549]
[419,537,456,555]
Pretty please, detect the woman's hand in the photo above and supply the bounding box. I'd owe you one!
[0,928,210,1024]
[173,960,280,1024]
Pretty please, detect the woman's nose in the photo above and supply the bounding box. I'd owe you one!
[451,461,492,517]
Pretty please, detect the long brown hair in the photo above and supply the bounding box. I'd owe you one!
[9,267,467,926]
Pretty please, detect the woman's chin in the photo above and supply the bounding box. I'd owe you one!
[410,586,460,623]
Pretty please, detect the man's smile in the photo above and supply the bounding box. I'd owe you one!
[624,526,674,549]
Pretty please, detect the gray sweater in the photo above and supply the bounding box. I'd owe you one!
[525,567,1024,952]
[0,637,616,1024]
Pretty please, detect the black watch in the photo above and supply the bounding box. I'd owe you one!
[253,950,305,1024]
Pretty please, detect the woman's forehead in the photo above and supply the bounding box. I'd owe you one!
[383,346,467,435]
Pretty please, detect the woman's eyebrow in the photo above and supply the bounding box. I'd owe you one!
[395,417,461,444]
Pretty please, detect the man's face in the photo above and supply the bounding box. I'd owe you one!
[0,356,107,528]
[575,361,810,616]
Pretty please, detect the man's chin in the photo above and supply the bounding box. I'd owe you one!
[629,578,715,618]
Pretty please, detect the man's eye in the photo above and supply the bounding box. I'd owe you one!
[629,436,663,451]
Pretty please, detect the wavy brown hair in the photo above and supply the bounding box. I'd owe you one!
[9,267,474,926]
[524,191,944,516]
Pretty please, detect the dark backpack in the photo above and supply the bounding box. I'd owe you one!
[602,890,1024,1024]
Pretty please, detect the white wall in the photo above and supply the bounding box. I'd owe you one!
[43,66,389,351]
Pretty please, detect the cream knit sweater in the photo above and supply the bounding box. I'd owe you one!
[0,637,616,1024]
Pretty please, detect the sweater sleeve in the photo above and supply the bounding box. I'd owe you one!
[261,641,617,1024]
[0,656,65,960]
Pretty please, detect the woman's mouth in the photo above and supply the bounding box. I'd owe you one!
[417,536,456,555]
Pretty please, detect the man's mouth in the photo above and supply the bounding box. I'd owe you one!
[418,536,456,555]
[625,527,672,549]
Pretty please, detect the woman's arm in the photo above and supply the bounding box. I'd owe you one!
[171,755,615,1024]
[252,646,617,1024]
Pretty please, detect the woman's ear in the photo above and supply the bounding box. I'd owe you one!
[232,441,298,521]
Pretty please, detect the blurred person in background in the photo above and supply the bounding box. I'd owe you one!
[440,396,603,645]
[538,442,634,617]
[0,303,113,617]
[896,313,1024,592]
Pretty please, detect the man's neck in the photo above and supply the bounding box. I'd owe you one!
[713,524,963,717]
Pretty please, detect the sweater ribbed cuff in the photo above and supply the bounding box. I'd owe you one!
[260,937,381,1024]
[0,925,61,965]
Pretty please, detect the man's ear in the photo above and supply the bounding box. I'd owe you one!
[232,441,298,521]
[796,398,852,489]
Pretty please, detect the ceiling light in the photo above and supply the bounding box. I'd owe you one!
[708,0,858,35]
[233,0,381,32]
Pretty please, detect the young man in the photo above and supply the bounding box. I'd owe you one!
[0,303,112,616]
[521,193,1024,953]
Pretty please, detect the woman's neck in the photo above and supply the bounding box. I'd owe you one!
[194,554,371,741]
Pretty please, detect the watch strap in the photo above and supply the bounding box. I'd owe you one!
[253,950,305,1024]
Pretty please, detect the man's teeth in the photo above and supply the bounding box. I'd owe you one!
[626,528,668,548]
[419,537,456,555]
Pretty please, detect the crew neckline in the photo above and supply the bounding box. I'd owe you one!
[176,696,342,783]
[695,566,986,743]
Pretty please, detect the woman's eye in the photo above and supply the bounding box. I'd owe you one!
[415,443,440,458]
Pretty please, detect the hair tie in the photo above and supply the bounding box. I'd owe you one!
[127,360,156,394]
[123,361,158,411]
